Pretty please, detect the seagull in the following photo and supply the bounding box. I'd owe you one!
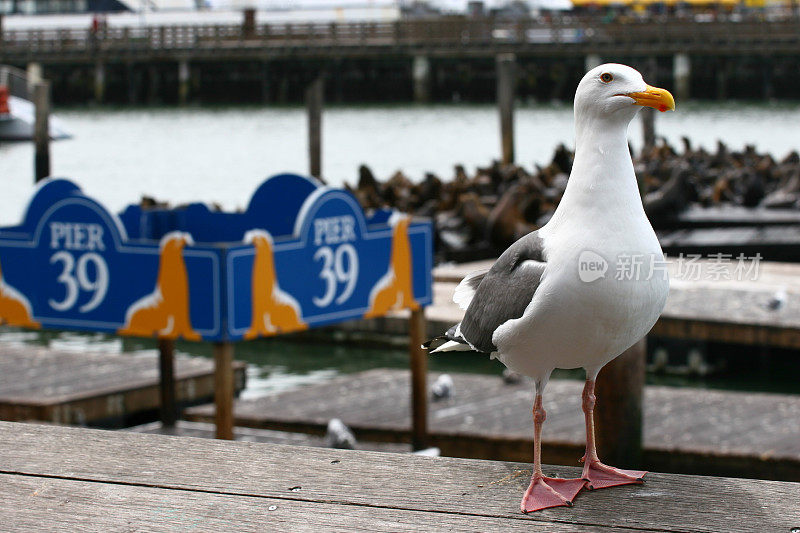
[431,374,454,401]
[325,418,356,449]
[425,64,674,513]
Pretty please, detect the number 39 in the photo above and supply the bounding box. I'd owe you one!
[49,251,109,313]
[312,244,358,308]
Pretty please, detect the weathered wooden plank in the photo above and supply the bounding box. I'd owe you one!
[127,420,412,453]
[0,473,630,532]
[184,369,800,480]
[0,344,246,425]
[1,421,797,532]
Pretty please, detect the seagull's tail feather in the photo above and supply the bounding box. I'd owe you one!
[430,340,473,354]
[423,323,488,355]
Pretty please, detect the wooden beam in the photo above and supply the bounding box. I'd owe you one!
[306,76,324,181]
[496,54,516,165]
[213,342,235,440]
[594,338,646,469]
[33,81,50,183]
[158,338,177,427]
[409,307,428,451]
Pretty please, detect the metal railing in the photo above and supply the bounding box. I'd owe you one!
[0,17,798,57]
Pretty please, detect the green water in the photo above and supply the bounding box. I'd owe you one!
[5,101,800,226]
[2,327,798,398]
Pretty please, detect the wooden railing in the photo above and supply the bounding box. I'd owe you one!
[1,17,799,58]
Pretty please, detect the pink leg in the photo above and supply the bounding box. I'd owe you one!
[521,394,586,513]
[580,379,647,490]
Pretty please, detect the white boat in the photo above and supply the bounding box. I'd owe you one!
[0,65,71,142]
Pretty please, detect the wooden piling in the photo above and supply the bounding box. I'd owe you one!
[94,61,105,104]
[412,55,431,103]
[147,65,159,105]
[585,54,602,72]
[306,76,324,181]
[27,63,42,87]
[213,342,235,440]
[496,54,516,165]
[673,53,691,101]
[409,308,429,451]
[178,60,190,105]
[33,81,50,183]
[641,57,657,150]
[158,338,177,427]
[243,8,256,39]
[260,61,270,103]
[594,338,646,468]
[716,59,728,100]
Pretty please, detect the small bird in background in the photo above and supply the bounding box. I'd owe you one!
[502,368,523,385]
[325,418,356,450]
[431,374,454,401]
[766,288,787,311]
[425,64,674,513]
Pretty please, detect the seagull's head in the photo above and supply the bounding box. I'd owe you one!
[575,63,675,124]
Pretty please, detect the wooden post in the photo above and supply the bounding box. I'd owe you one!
[496,54,516,166]
[27,63,42,87]
[242,8,256,38]
[213,342,235,440]
[33,81,50,183]
[261,61,270,103]
[585,53,602,72]
[594,338,646,468]
[716,59,728,100]
[178,60,190,105]
[409,308,428,450]
[306,76,324,181]
[673,53,690,102]
[94,61,105,105]
[158,338,177,427]
[412,55,430,103]
[641,57,657,150]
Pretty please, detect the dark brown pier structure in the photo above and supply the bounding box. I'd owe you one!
[2,15,800,105]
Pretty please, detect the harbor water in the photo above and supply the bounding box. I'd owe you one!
[3,102,800,225]
[2,102,800,401]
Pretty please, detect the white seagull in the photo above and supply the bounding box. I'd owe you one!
[425,64,675,513]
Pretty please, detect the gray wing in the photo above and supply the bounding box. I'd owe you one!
[458,231,546,353]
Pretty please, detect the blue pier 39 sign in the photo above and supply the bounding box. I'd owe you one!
[0,175,433,342]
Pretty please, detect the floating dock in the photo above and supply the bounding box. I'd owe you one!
[0,344,246,427]
[185,369,800,481]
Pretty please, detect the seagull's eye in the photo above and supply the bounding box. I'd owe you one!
[600,73,613,83]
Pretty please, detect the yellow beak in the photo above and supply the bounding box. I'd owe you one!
[626,85,676,112]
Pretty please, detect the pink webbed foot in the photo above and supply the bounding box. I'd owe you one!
[520,475,586,513]
[581,460,647,490]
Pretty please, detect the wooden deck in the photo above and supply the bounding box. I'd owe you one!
[0,344,246,427]
[185,369,800,481]
[127,420,411,454]
[1,421,797,532]
[343,258,800,350]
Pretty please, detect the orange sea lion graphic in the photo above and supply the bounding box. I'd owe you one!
[118,232,201,340]
[0,257,40,329]
[243,229,307,339]
[364,214,419,318]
